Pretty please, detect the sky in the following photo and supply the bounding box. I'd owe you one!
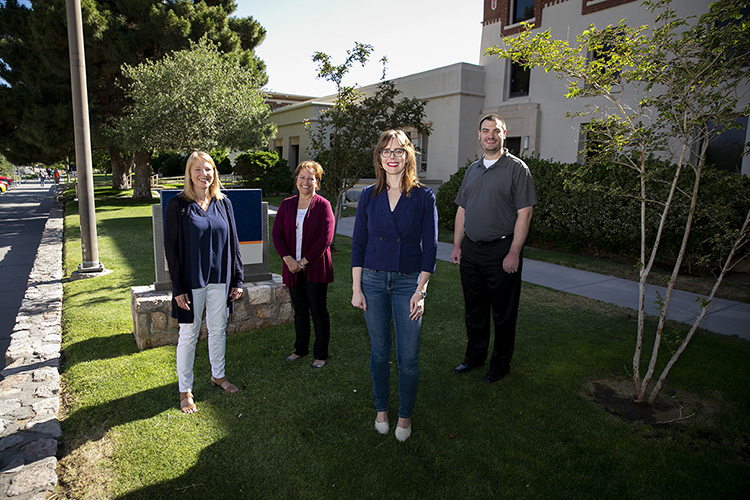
[234,0,484,97]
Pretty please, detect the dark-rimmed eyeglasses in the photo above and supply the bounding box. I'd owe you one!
[379,148,406,158]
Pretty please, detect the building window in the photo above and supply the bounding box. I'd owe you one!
[506,137,522,156]
[289,137,300,169]
[274,138,283,158]
[706,117,748,174]
[509,62,530,98]
[406,128,429,174]
[577,122,610,163]
[512,0,535,24]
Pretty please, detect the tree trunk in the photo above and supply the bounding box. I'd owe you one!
[109,147,130,190]
[132,150,153,199]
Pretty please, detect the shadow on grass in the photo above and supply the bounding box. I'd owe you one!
[61,333,137,368]
[58,195,750,499]
[61,384,175,455]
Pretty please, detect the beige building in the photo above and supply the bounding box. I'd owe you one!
[269,62,486,185]
[270,0,749,182]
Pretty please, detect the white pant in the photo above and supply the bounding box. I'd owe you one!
[176,283,228,393]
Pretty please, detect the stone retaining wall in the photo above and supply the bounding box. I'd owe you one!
[130,275,293,350]
[0,204,62,499]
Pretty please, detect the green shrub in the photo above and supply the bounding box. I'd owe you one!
[437,154,750,273]
[234,150,293,195]
[152,151,186,177]
[435,159,474,230]
[209,149,232,175]
[260,156,293,195]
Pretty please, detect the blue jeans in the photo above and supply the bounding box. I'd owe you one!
[362,269,422,419]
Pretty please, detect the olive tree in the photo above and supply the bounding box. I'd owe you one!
[110,38,276,197]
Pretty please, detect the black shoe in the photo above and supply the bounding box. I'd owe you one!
[454,363,474,374]
[483,367,510,383]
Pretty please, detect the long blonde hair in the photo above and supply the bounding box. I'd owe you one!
[182,151,225,201]
[371,129,422,197]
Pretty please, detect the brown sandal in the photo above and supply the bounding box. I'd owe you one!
[210,376,239,394]
[180,391,197,413]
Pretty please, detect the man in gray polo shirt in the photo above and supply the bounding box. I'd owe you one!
[450,114,537,382]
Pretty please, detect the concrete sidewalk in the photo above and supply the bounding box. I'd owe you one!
[335,216,750,341]
[0,181,56,371]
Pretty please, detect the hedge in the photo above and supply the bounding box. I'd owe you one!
[234,150,293,195]
[435,155,750,272]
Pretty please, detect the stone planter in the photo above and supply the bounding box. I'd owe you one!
[130,274,292,350]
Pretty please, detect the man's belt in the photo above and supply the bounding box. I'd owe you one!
[465,233,513,246]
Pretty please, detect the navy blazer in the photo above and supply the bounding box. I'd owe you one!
[164,194,243,324]
[351,185,437,274]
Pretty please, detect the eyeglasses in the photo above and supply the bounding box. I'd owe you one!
[379,148,406,158]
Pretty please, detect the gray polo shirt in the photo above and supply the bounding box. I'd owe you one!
[455,150,537,242]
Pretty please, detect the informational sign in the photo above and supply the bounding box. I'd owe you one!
[161,189,263,264]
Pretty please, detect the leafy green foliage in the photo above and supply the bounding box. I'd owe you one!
[234,151,277,184]
[434,159,474,230]
[0,153,13,175]
[259,157,293,195]
[0,0,269,167]
[529,156,750,270]
[111,38,275,154]
[307,44,431,231]
[151,152,186,177]
[437,155,750,272]
[487,0,750,403]
[234,150,293,195]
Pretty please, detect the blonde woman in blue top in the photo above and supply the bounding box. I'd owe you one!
[164,151,244,413]
[351,129,438,442]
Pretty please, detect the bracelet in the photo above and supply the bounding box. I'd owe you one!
[416,290,426,298]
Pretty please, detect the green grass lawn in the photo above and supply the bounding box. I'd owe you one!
[57,189,750,499]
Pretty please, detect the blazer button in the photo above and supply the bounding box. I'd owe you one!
[397,238,400,242]
[379,237,383,240]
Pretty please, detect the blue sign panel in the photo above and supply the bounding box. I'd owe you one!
[160,189,263,264]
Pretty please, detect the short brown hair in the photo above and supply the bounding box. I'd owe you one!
[479,113,507,131]
[294,160,324,185]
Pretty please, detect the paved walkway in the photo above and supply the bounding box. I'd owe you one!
[0,181,61,499]
[0,182,55,372]
[335,216,750,341]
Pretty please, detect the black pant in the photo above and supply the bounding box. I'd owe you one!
[288,273,330,360]
[459,237,523,372]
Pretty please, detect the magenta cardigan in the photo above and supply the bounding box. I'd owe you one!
[272,193,335,287]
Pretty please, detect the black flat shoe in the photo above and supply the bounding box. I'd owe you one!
[454,363,474,374]
[483,367,510,383]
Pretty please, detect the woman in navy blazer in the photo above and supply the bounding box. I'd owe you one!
[272,161,335,368]
[351,130,438,442]
[165,151,244,414]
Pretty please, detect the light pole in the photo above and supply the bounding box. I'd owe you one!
[66,0,104,273]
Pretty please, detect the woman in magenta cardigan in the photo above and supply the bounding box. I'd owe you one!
[272,161,335,368]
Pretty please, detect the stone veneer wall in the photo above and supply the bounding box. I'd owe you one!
[130,275,293,350]
[0,203,62,499]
